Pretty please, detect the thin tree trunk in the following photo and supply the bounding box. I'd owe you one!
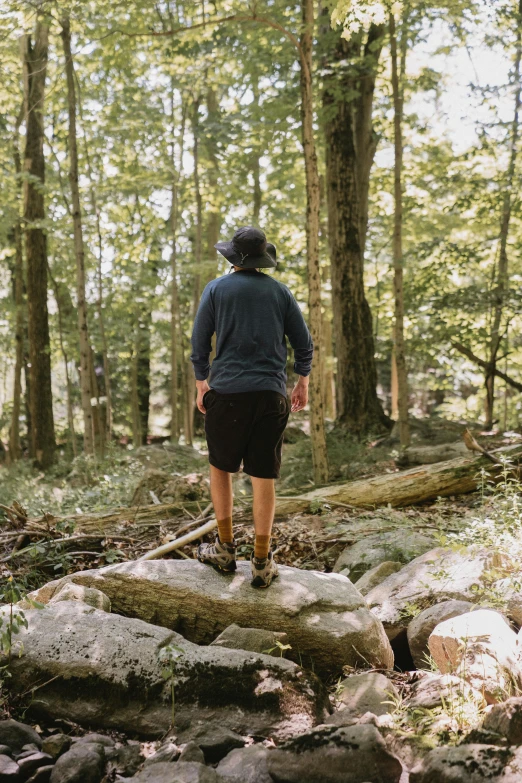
[485,0,522,429]
[21,25,56,469]
[187,97,203,440]
[61,17,100,456]
[322,22,389,435]
[170,88,186,443]
[252,73,262,223]
[300,0,329,484]
[47,264,77,458]
[9,106,25,463]
[205,88,222,282]
[130,344,143,448]
[75,74,113,442]
[390,11,410,448]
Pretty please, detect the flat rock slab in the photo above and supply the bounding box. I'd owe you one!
[0,602,327,740]
[407,600,476,669]
[267,724,403,783]
[366,548,499,640]
[410,744,522,782]
[132,761,223,783]
[31,560,393,676]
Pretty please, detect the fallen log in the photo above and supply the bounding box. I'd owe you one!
[274,442,522,515]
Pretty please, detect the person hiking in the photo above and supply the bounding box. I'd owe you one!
[190,226,314,588]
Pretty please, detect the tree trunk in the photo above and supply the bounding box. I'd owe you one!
[205,88,222,283]
[390,11,410,448]
[251,73,262,223]
[274,443,522,515]
[21,25,56,468]
[170,87,186,443]
[8,107,25,463]
[485,0,522,429]
[61,17,100,456]
[322,23,389,435]
[130,343,142,447]
[47,264,77,458]
[300,0,329,484]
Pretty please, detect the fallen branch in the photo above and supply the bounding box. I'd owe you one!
[138,518,217,561]
[452,342,522,392]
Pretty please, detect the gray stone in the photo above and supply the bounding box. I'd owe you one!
[17,753,53,778]
[0,722,41,755]
[112,745,143,777]
[0,754,20,781]
[74,734,115,748]
[408,673,484,710]
[1,602,327,741]
[187,727,244,764]
[49,743,104,783]
[267,724,403,783]
[366,548,504,641]
[407,600,476,668]
[29,559,393,677]
[210,625,290,657]
[428,609,522,704]
[132,761,223,782]
[483,697,522,744]
[0,749,10,758]
[178,743,205,764]
[143,741,179,766]
[353,562,404,596]
[333,531,436,581]
[26,768,53,783]
[49,583,110,613]
[332,672,398,717]
[19,744,40,756]
[41,736,70,760]
[217,746,272,783]
[410,744,522,782]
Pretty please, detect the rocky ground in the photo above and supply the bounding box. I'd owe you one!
[1,424,522,782]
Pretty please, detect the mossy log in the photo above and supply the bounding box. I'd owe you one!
[274,443,522,515]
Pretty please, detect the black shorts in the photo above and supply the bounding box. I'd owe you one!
[204,389,290,479]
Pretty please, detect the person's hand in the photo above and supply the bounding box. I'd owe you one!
[291,377,309,412]
[196,379,210,414]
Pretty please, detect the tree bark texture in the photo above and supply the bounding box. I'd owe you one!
[484,0,522,429]
[389,12,410,448]
[322,23,389,435]
[170,86,185,442]
[274,443,522,515]
[300,0,329,484]
[61,17,100,456]
[21,25,56,468]
[9,107,25,462]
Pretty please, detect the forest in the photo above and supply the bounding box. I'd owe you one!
[1,1,522,782]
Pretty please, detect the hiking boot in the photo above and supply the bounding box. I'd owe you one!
[250,551,279,588]
[197,535,237,573]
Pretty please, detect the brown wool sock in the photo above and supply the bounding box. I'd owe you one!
[217,516,234,545]
[254,535,271,560]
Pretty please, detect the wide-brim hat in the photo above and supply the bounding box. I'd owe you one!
[215,226,277,269]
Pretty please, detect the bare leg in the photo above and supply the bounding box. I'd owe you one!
[210,465,233,518]
[251,477,275,559]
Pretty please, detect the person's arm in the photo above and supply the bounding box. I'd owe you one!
[284,292,314,412]
[190,285,214,414]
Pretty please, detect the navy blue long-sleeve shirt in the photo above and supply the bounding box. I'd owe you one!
[190,270,314,396]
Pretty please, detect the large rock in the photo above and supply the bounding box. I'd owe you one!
[366,548,504,641]
[428,609,521,704]
[0,754,20,781]
[482,697,522,744]
[48,583,110,613]
[217,746,272,783]
[0,602,327,740]
[407,600,476,669]
[210,625,290,657]
[407,672,485,710]
[49,743,105,783]
[410,744,522,782]
[333,530,436,581]
[30,560,393,676]
[266,724,403,783]
[131,762,223,783]
[332,672,398,717]
[0,721,41,755]
[353,562,404,596]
